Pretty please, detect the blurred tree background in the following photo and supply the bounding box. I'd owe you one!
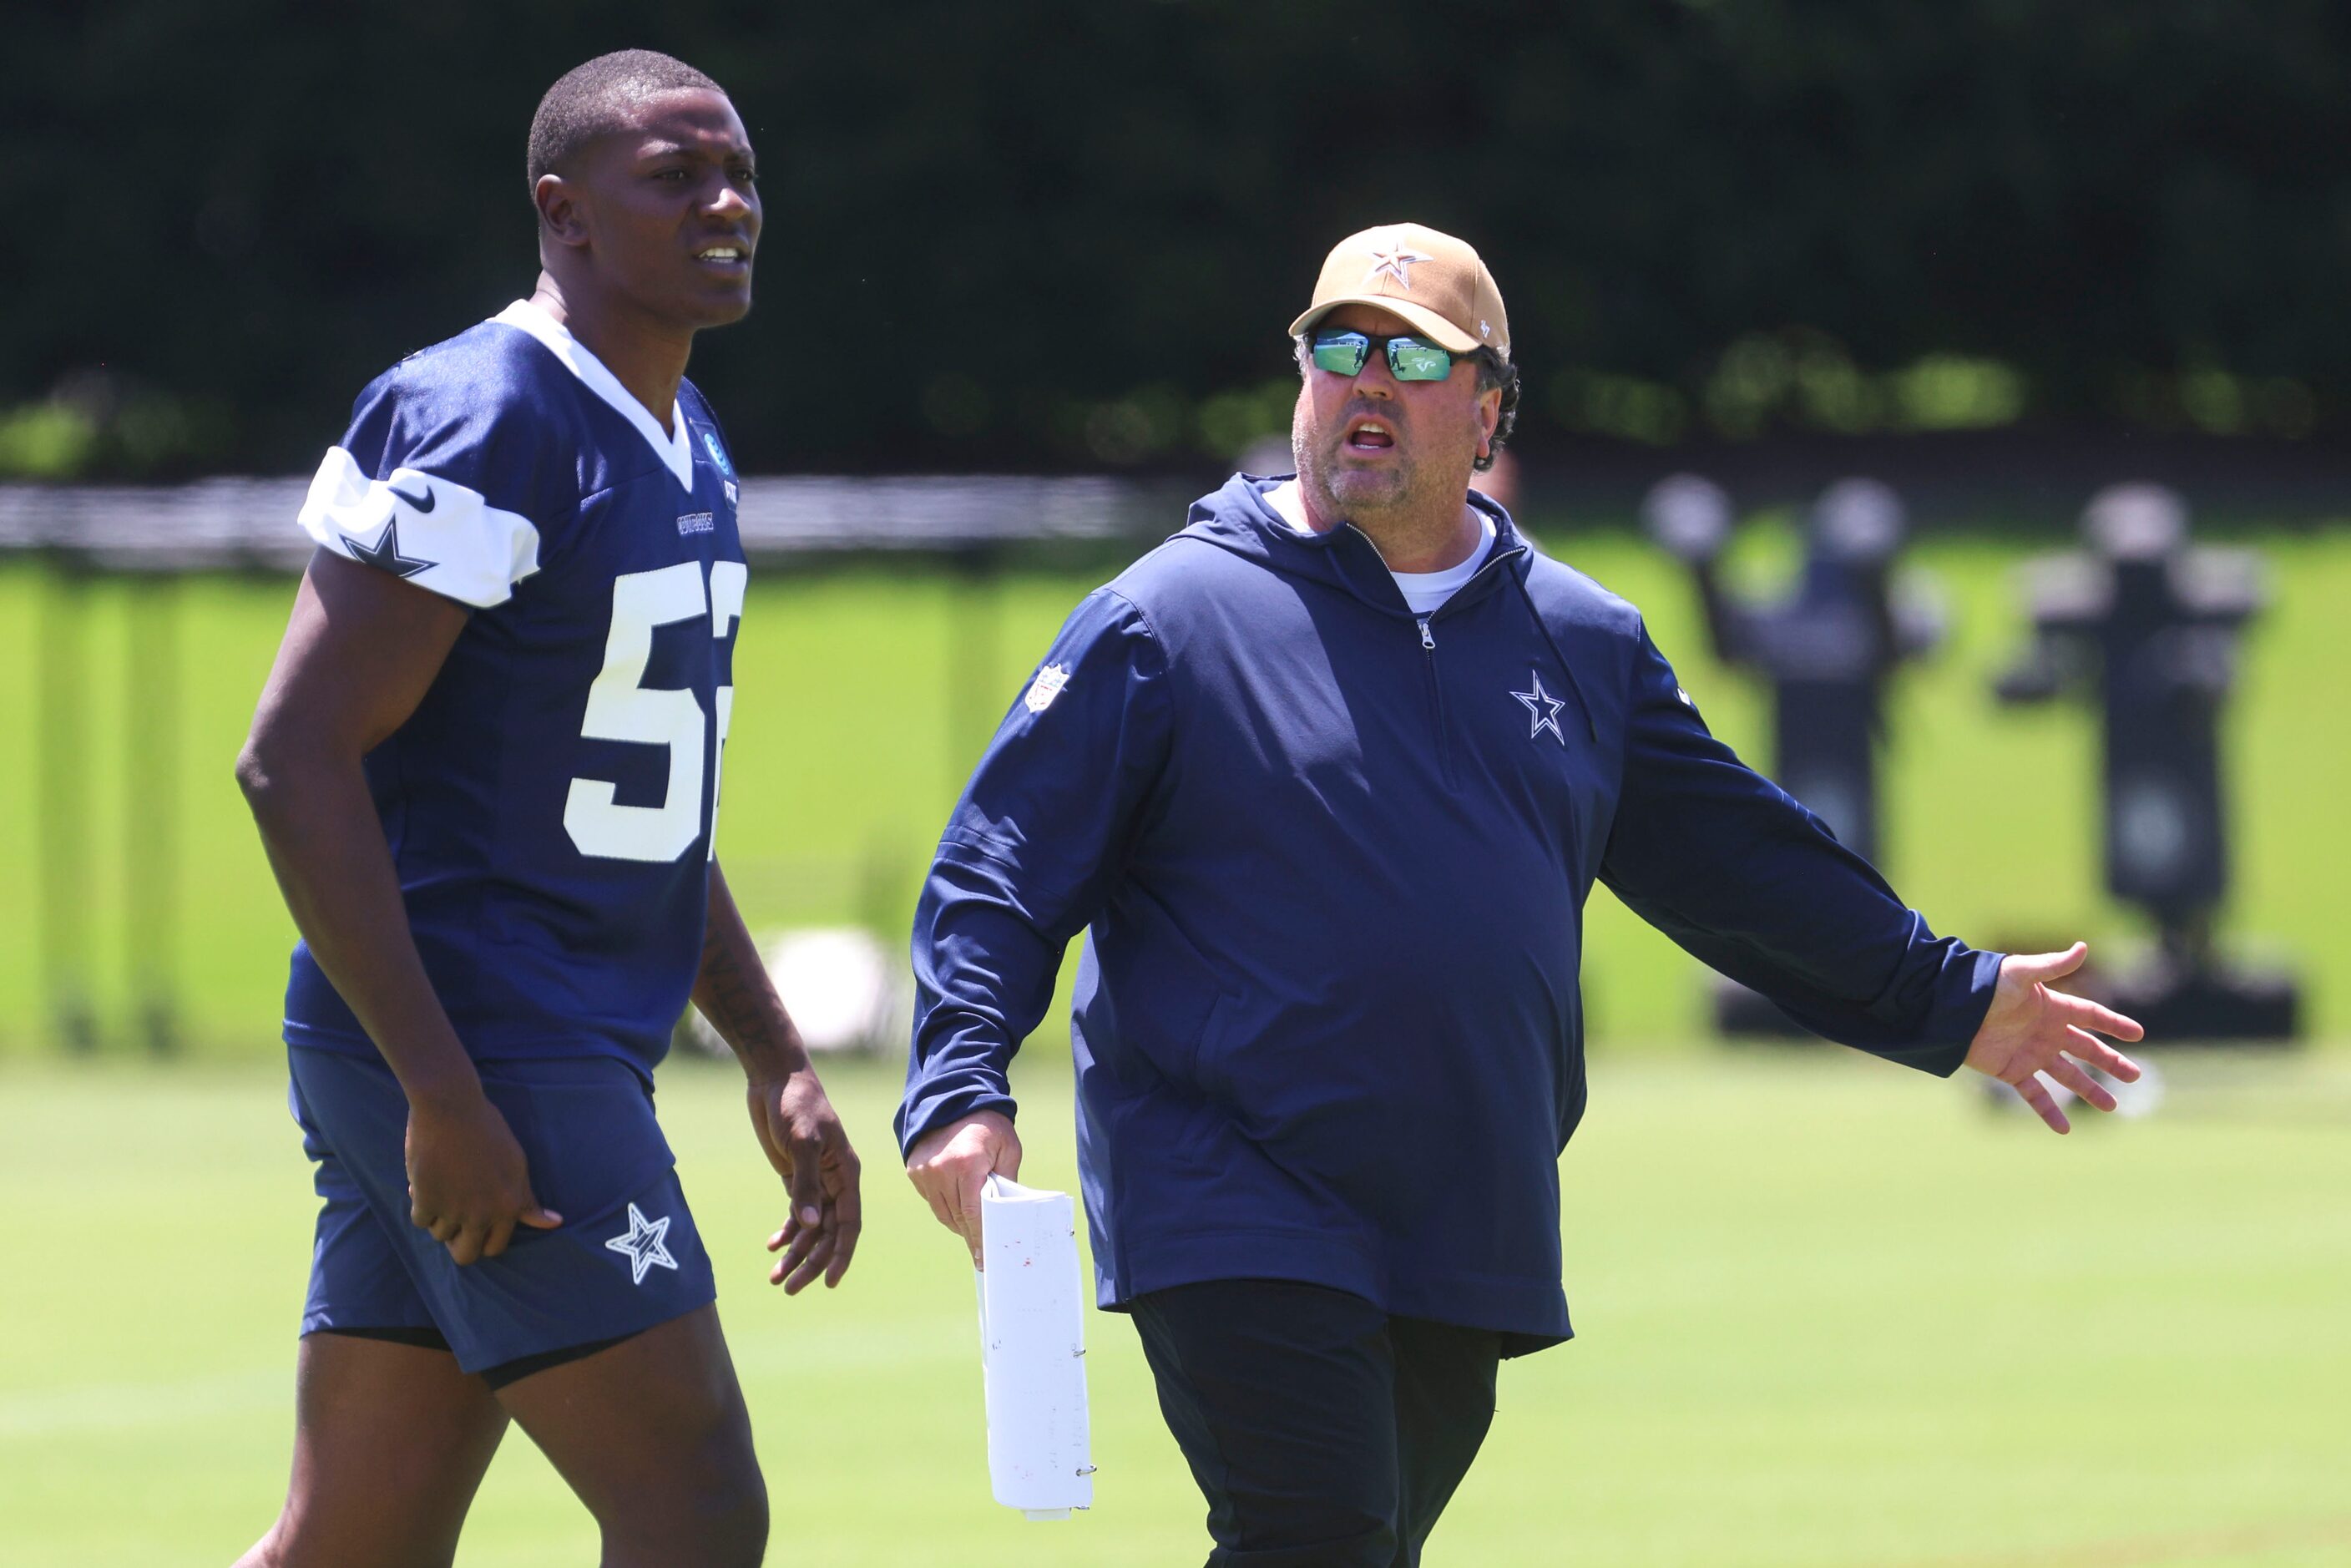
[5,0,2351,478]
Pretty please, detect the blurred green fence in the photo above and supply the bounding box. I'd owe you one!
[1,485,2341,1058]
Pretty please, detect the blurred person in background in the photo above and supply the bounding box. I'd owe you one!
[232,51,857,1568]
[899,221,2141,1566]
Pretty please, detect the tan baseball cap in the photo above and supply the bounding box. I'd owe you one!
[1287,221,1509,358]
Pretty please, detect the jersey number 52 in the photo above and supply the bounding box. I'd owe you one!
[564,559,747,864]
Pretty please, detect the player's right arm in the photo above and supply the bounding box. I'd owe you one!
[238,549,560,1265]
[901,587,1171,1265]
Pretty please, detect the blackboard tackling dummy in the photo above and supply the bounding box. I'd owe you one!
[1643,474,1946,1039]
[973,1176,1094,1518]
[1994,483,2299,1041]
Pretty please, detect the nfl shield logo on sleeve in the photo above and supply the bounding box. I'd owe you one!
[1025,664,1069,714]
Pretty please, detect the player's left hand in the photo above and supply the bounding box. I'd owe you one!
[747,1067,862,1292]
[1964,943,2146,1134]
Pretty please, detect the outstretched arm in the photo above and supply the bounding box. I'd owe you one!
[1602,620,2142,1132]
[692,862,862,1292]
[1964,943,2143,1132]
[1600,622,2001,1070]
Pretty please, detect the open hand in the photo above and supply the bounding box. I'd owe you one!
[905,1110,1022,1267]
[1964,943,2146,1133]
[749,1068,862,1292]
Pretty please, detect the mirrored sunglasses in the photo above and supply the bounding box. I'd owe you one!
[1309,329,1460,382]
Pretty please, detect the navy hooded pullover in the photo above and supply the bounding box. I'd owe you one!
[899,476,2001,1351]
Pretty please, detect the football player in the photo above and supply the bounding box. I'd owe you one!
[232,51,855,1567]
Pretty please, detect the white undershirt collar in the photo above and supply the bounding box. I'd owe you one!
[493,299,695,488]
[1267,480,1495,615]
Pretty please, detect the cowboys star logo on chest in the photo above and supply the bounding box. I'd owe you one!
[1512,670,1568,746]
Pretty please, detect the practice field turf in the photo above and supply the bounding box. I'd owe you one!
[2,1047,2346,1565]
[2,518,2347,1056]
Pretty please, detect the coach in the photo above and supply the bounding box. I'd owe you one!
[898,222,2141,1566]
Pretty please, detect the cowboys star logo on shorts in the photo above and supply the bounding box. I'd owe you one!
[1025,663,1070,714]
[604,1201,679,1285]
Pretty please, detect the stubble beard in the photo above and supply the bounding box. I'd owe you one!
[1294,413,1418,529]
[1293,410,1477,564]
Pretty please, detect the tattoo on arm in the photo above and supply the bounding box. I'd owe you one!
[692,865,806,1074]
[695,918,776,1052]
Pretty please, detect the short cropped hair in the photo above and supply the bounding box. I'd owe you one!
[527,50,723,186]
[1292,336,1522,473]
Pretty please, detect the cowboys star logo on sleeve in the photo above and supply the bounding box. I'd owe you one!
[342,513,436,579]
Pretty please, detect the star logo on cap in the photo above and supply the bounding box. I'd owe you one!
[1363,245,1431,291]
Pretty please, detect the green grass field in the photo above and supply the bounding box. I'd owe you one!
[3,1048,2347,1565]
[3,517,2347,1561]
[2,517,2346,1056]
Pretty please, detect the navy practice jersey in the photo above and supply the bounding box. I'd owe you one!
[282,300,747,1073]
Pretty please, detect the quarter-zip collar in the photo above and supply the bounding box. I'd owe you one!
[1179,473,1529,621]
[1180,473,1597,740]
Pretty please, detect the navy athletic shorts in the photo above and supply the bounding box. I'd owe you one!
[287,1044,717,1376]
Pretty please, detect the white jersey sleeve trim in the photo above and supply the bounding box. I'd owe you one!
[490,300,695,489]
[297,445,544,609]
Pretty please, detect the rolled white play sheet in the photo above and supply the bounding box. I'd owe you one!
[974,1173,1094,1518]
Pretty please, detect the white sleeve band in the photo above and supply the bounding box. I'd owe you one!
[296,446,543,609]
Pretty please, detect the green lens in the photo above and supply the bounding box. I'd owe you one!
[1388,337,1454,382]
[1312,331,1371,377]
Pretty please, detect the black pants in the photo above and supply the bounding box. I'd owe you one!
[1130,1278,1502,1567]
